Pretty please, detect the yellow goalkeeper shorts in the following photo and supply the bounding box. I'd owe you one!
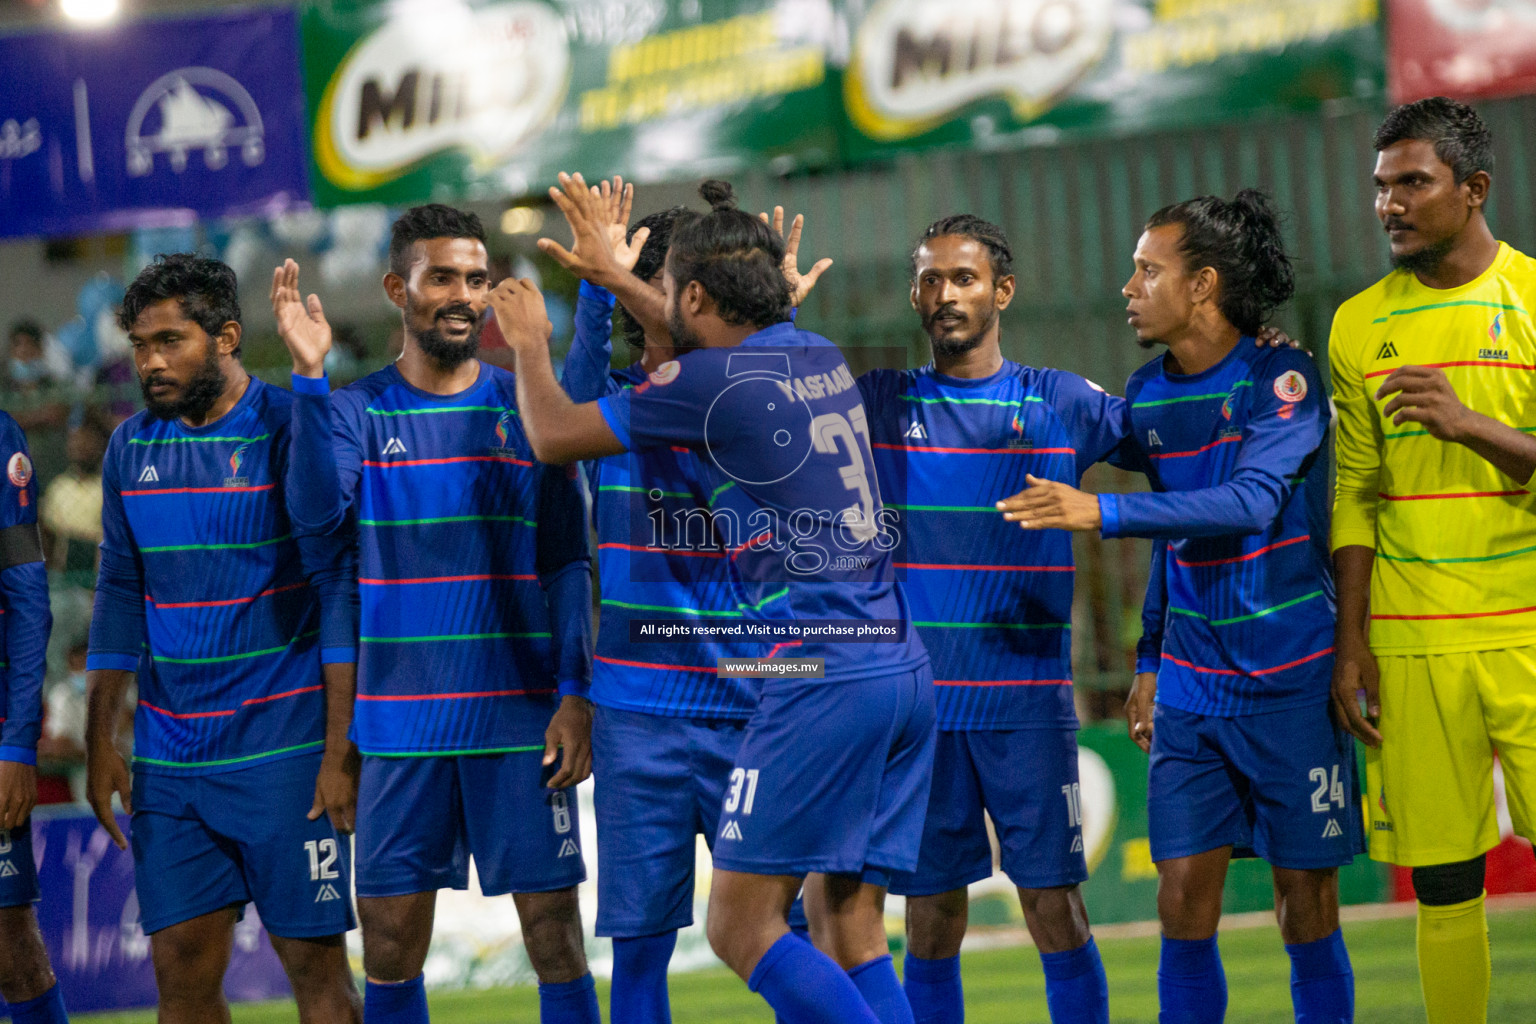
[1367,646,1536,866]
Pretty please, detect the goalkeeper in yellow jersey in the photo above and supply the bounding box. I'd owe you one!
[1330,97,1536,1024]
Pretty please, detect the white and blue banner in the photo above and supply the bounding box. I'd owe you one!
[0,8,310,239]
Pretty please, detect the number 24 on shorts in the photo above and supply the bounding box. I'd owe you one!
[1309,765,1346,814]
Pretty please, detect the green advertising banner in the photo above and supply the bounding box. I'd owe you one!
[299,0,1385,208]
[301,0,842,208]
[838,0,1385,160]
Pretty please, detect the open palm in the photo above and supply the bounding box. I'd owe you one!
[270,258,331,375]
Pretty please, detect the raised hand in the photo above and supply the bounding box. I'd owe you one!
[270,258,331,378]
[760,206,833,307]
[540,172,648,286]
[591,176,651,275]
[487,277,554,351]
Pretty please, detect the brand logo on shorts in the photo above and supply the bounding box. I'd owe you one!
[314,883,342,902]
[1070,835,1083,853]
[557,838,580,858]
[0,860,19,878]
[720,820,744,841]
[1321,818,1343,839]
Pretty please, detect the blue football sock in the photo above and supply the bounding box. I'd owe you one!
[364,975,429,1024]
[1285,929,1353,1024]
[748,932,881,1024]
[902,952,962,1024]
[773,898,813,1024]
[849,954,914,1024]
[1040,937,1109,1024]
[1158,935,1226,1024]
[540,972,601,1024]
[6,983,69,1024]
[612,932,677,1024]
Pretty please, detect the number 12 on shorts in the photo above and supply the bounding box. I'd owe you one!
[1309,765,1346,814]
[725,768,760,815]
[305,838,339,881]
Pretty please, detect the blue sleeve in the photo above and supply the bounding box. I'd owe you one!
[596,349,720,454]
[287,374,364,532]
[561,282,620,404]
[1099,354,1328,539]
[535,462,593,699]
[1135,542,1168,675]
[0,419,49,760]
[88,430,147,674]
[287,375,360,663]
[1042,371,1133,480]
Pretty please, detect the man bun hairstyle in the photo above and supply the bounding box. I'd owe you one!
[617,205,688,351]
[389,203,487,277]
[666,180,792,329]
[1145,189,1295,337]
[911,214,1014,282]
[1374,96,1493,184]
[119,253,243,355]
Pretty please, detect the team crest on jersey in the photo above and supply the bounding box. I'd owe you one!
[648,360,680,387]
[1220,393,1234,421]
[488,409,520,456]
[6,452,31,488]
[224,443,250,487]
[1490,313,1503,341]
[1273,370,1307,403]
[1006,413,1034,448]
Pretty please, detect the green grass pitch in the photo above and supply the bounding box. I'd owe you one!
[74,906,1535,1023]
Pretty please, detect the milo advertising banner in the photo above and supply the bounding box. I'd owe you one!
[838,0,1385,158]
[301,0,842,207]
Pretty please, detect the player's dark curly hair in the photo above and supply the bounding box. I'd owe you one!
[1374,96,1493,184]
[911,214,1014,281]
[8,319,43,344]
[119,253,243,355]
[666,180,791,329]
[389,203,487,277]
[1145,189,1295,337]
[617,205,688,351]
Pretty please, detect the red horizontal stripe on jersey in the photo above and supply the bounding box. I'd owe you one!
[933,679,1071,687]
[871,443,1076,455]
[362,455,531,468]
[241,685,323,707]
[123,484,276,496]
[670,446,691,454]
[598,543,725,559]
[1365,360,1536,380]
[1173,534,1310,567]
[358,574,537,585]
[596,654,718,673]
[730,532,774,558]
[1148,435,1240,460]
[896,562,1072,572]
[145,581,308,609]
[1162,645,1333,677]
[1373,603,1536,621]
[765,640,802,659]
[1377,490,1526,501]
[139,700,235,720]
[356,688,556,702]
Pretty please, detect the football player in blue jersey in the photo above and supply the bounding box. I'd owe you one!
[489,172,934,1024]
[271,205,599,1024]
[0,411,68,1024]
[858,216,1123,1024]
[998,192,1360,1024]
[84,254,360,1024]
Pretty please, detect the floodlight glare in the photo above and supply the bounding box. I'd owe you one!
[61,0,121,24]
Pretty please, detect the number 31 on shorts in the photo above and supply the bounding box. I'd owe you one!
[724,768,760,815]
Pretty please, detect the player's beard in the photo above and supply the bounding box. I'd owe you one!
[923,305,996,359]
[141,343,227,421]
[1389,232,1458,275]
[667,304,706,352]
[413,303,482,368]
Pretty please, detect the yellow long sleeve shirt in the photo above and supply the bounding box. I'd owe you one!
[1330,242,1536,654]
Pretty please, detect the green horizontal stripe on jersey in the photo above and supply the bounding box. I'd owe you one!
[129,433,270,445]
[601,598,741,617]
[361,631,552,643]
[888,503,1000,513]
[134,740,323,769]
[1370,299,1528,324]
[599,485,692,498]
[365,405,515,416]
[1168,589,1326,627]
[358,515,534,527]
[1378,541,1536,565]
[709,481,736,504]
[1132,381,1252,409]
[914,620,1069,629]
[1387,424,1536,440]
[899,395,1042,407]
[154,630,320,665]
[141,533,291,553]
[364,745,544,758]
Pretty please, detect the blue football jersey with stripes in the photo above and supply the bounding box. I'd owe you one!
[289,363,592,756]
[860,361,1128,730]
[87,379,331,775]
[1109,343,1334,717]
